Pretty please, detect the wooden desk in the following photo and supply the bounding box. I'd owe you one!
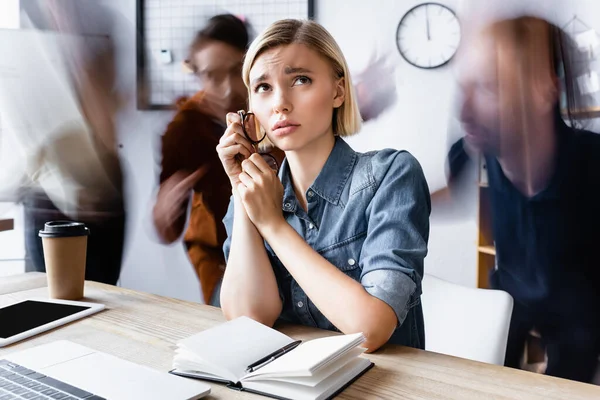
[0,271,47,295]
[1,274,599,399]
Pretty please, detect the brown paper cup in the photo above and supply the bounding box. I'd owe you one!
[39,221,90,300]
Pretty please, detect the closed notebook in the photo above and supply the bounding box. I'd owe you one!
[170,316,373,400]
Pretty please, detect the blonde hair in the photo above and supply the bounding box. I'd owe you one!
[242,19,362,141]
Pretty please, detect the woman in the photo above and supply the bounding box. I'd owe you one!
[154,14,284,305]
[217,19,430,352]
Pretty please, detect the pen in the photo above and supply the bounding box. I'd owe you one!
[245,340,302,373]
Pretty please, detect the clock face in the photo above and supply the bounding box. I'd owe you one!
[396,3,461,69]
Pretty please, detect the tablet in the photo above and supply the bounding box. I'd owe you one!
[0,298,105,347]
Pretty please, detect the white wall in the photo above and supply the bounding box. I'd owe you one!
[0,0,19,29]
[0,0,24,279]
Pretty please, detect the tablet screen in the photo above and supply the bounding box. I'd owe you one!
[0,300,90,339]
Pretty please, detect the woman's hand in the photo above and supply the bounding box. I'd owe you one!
[236,154,285,234]
[216,112,256,187]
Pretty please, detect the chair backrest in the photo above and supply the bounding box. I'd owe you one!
[421,274,513,365]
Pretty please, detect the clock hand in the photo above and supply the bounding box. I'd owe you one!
[426,5,431,41]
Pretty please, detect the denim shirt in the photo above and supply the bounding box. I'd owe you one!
[223,137,431,348]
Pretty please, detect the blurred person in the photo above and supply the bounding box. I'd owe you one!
[0,1,127,285]
[217,19,430,352]
[449,16,600,382]
[353,52,398,122]
[153,14,284,306]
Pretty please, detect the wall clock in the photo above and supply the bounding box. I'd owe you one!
[396,3,461,69]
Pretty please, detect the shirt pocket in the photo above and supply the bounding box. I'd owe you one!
[319,231,367,281]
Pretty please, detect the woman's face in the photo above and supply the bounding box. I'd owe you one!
[192,40,247,113]
[248,43,345,152]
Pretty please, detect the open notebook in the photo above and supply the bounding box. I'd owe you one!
[170,317,373,400]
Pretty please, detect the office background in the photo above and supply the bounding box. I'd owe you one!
[0,0,599,303]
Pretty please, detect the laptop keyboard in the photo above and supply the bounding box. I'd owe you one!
[0,360,105,400]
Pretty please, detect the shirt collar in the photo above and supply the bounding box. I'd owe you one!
[279,137,357,211]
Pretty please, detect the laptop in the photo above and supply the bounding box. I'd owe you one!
[0,340,210,399]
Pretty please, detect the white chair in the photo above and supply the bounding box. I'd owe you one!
[421,274,514,365]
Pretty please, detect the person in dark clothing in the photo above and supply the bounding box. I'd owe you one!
[449,16,600,383]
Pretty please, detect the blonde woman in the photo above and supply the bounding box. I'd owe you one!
[216,19,430,352]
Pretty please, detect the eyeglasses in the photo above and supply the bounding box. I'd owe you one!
[238,110,267,145]
[260,153,280,172]
[237,110,279,172]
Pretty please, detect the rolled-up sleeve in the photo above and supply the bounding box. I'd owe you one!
[360,151,431,326]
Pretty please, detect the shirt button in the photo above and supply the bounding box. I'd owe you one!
[348,258,356,266]
[284,202,292,210]
[307,191,314,198]
[308,223,315,229]
[297,301,304,308]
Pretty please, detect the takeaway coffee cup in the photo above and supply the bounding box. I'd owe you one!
[39,221,90,300]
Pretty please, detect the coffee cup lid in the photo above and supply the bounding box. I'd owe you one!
[39,221,90,238]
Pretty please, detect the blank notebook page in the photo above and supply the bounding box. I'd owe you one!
[179,316,295,381]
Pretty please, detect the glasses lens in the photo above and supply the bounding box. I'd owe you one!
[243,113,266,143]
[261,154,279,172]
